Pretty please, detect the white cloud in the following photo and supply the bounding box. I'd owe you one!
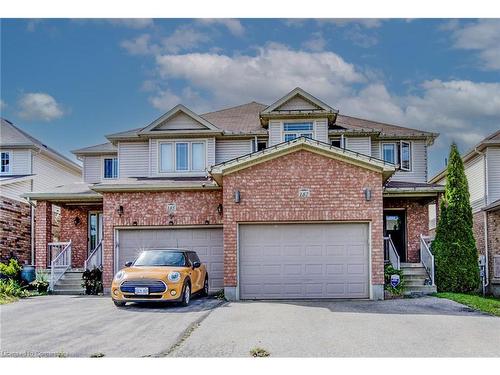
[107,19,154,29]
[17,93,65,121]
[120,34,157,55]
[450,19,500,70]
[0,99,6,110]
[149,89,181,111]
[161,26,211,53]
[197,19,245,36]
[318,19,384,29]
[302,32,327,52]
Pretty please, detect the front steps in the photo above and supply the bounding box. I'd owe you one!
[401,262,437,296]
[52,269,85,295]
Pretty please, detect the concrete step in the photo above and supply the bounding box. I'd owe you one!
[401,268,428,276]
[404,285,437,296]
[53,283,84,290]
[52,289,85,295]
[60,273,84,280]
[405,280,429,287]
[400,262,424,268]
[403,273,428,280]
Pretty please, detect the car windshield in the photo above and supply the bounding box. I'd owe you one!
[133,250,186,267]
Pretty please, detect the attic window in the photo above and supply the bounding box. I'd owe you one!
[283,122,313,142]
[1,151,10,173]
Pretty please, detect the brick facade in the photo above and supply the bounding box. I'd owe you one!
[101,190,223,288]
[472,211,486,256]
[0,196,32,264]
[383,198,429,263]
[59,204,102,268]
[486,210,500,285]
[221,149,385,289]
[34,201,52,268]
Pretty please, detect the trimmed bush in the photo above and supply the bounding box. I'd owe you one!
[432,143,480,292]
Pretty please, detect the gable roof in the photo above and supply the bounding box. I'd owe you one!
[72,142,117,155]
[138,104,221,134]
[0,118,81,172]
[261,87,338,115]
[209,136,395,185]
[429,129,500,183]
[201,102,268,134]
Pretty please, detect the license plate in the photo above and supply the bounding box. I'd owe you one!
[134,287,149,295]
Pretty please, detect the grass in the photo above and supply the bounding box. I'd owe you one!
[0,294,19,305]
[250,347,270,357]
[435,292,500,317]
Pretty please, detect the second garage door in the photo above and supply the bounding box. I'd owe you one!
[117,227,223,291]
[239,223,369,299]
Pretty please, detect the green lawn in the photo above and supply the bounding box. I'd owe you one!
[435,292,500,317]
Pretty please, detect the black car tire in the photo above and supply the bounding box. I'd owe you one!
[113,300,126,307]
[201,276,209,297]
[181,281,191,307]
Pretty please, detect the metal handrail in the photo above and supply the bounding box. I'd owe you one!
[420,235,435,286]
[383,235,400,270]
[49,241,72,291]
[84,240,103,270]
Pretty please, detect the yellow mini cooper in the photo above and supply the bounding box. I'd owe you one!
[111,249,209,307]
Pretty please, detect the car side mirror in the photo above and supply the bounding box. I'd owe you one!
[192,261,201,269]
[125,261,133,267]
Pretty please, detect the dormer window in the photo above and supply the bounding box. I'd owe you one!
[160,141,206,173]
[283,122,313,142]
[103,157,118,179]
[1,151,10,174]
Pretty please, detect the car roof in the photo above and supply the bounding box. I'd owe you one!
[142,248,195,253]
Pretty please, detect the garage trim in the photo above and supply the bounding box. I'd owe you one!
[236,221,373,300]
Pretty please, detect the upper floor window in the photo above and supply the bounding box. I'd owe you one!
[252,140,267,152]
[283,122,313,142]
[1,151,11,174]
[331,136,344,149]
[382,141,412,171]
[103,157,118,179]
[160,141,206,173]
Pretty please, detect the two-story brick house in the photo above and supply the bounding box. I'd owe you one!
[0,118,82,264]
[26,88,443,299]
[430,130,500,296]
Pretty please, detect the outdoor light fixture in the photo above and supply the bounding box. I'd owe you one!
[217,204,223,215]
[234,190,241,203]
[364,188,372,201]
[168,220,174,226]
[132,221,138,226]
[74,216,81,226]
[205,219,210,225]
[116,205,124,216]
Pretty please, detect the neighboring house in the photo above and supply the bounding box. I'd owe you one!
[26,88,443,299]
[0,118,82,264]
[429,130,500,296]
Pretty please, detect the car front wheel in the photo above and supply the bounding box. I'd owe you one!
[201,276,209,297]
[181,282,191,306]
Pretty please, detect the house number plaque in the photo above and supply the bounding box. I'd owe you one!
[167,203,177,214]
[298,188,310,198]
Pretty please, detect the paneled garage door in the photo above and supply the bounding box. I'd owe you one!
[239,223,369,299]
[117,228,223,291]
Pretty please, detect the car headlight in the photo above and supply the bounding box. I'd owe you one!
[114,270,125,281]
[168,271,181,283]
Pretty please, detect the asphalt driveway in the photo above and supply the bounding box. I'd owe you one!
[0,295,222,357]
[1,295,499,357]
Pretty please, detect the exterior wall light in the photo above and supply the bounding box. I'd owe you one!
[364,188,372,201]
[116,205,124,216]
[217,204,223,215]
[168,220,174,226]
[234,190,241,204]
[205,220,210,225]
[74,216,81,226]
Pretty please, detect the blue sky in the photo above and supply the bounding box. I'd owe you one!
[1,18,499,176]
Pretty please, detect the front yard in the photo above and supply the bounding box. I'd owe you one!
[435,292,500,317]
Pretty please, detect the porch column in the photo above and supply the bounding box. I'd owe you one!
[35,201,52,269]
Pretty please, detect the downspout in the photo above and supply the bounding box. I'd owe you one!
[26,197,36,266]
[475,147,489,287]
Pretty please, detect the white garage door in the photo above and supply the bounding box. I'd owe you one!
[239,223,369,299]
[117,228,223,291]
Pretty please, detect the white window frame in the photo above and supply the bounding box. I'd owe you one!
[400,141,412,171]
[381,142,397,165]
[158,140,207,174]
[282,121,314,142]
[330,135,345,149]
[0,150,11,174]
[102,157,119,179]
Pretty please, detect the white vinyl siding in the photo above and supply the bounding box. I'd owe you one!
[464,154,486,212]
[389,140,428,183]
[269,119,329,146]
[155,112,207,130]
[0,180,32,202]
[314,119,328,143]
[83,156,103,183]
[344,137,371,156]
[32,153,81,192]
[486,147,500,204]
[275,96,319,111]
[371,140,381,159]
[215,139,252,164]
[118,142,149,178]
[0,149,32,175]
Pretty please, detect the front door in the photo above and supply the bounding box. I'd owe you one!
[383,210,406,262]
[88,212,103,255]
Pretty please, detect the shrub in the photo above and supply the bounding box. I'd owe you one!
[30,270,49,293]
[433,143,480,292]
[0,279,29,298]
[384,263,405,296]
[0,259,22,279]
[82,267,103,295]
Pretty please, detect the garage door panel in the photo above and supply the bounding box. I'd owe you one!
[118,228,223,291]
[239,223,369,299]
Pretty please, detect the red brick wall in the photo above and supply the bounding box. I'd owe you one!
[383,198,429,263]
[34,201,52,268]
[59,205,102,268]
[472,211,486,256]
[101,190,223,288]
[0,197,32,264]
[486,210,500,281]
[222,149,384,287]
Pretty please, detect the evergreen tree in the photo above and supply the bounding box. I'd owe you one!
[433,143,480,292]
